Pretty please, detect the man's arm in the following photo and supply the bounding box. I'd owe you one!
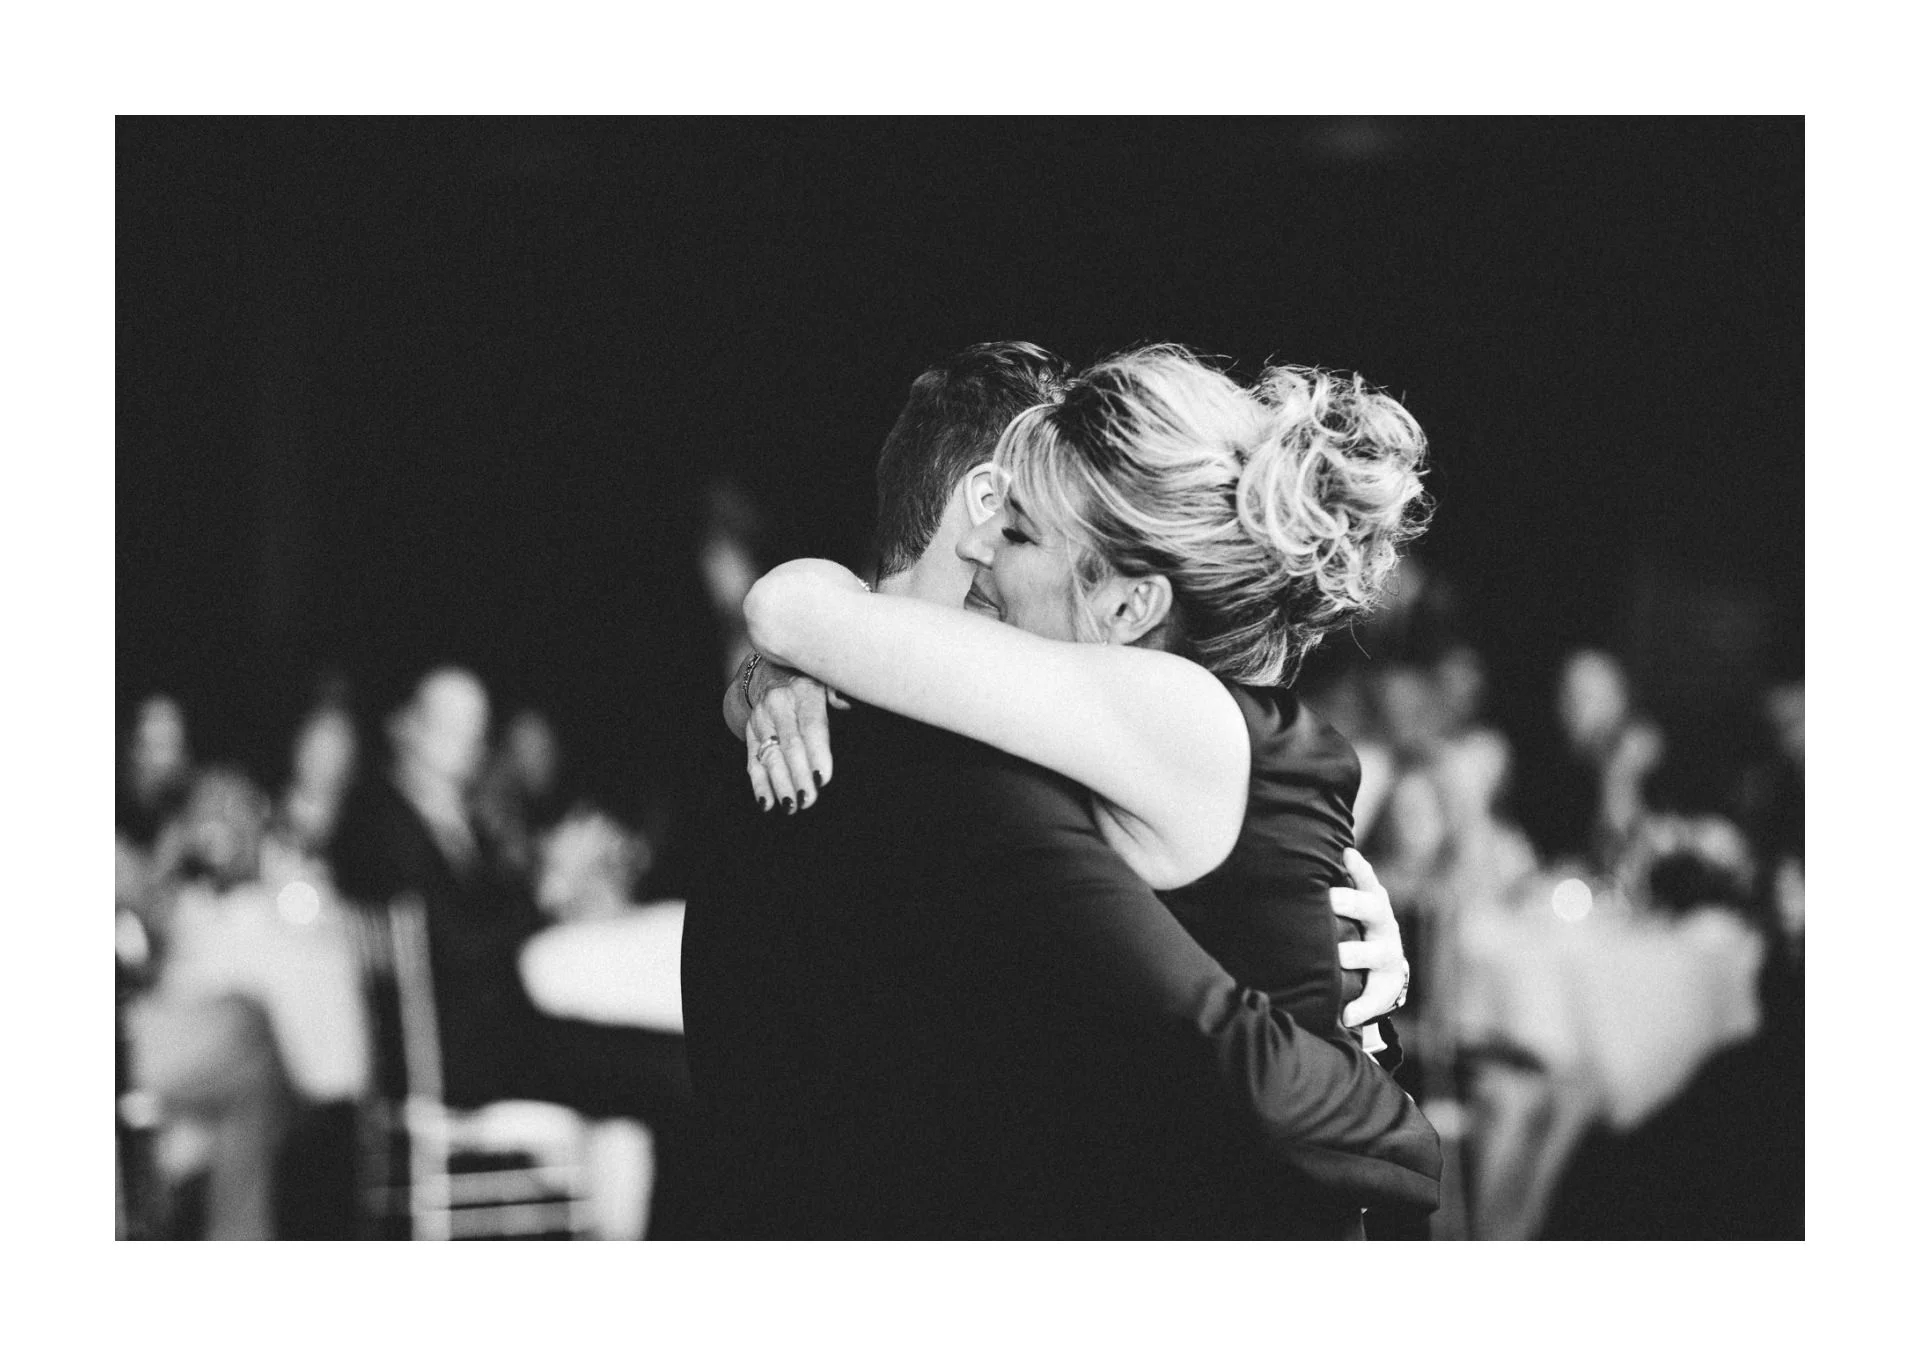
[964,755,1442,1214]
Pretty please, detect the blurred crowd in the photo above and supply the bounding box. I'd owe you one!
[114,546,1803,1241]
[112,478,774,1240]
[1301,563,1804,1239]
[114,670,692,1240]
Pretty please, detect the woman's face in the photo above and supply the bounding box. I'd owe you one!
[293,709,357,793]
[129,695,189,795]
[505,711,561,796]
[957,498,1086,642]
[181,775,267,883]
[1558,650,1629,750]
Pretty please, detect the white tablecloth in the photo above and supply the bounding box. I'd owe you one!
[518,901,686,1033]
[1459,903,1763,1132]
[146,875,371,1102]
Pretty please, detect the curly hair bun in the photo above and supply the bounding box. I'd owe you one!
[1237,365,1430,630]
[990,344,1432,687]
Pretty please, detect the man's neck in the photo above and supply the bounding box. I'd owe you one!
[392,764,481,872]
[878,481,979,607]
[392,763,470,830]
[879,536,969,607]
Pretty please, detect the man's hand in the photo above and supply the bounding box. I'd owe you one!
[1332,847,1410,1028]
[743,665,843,814]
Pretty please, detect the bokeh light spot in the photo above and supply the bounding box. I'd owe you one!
[1550,877,1594,922]
[277,879,322,925]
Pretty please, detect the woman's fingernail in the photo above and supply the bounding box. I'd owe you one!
[813,771,824,791]
[758,797,770,812]
[782,797,795,814]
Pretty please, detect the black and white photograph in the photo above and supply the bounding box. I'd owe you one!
[109,114,1806,1254]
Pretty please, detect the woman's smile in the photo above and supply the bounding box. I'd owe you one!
[963,573,1004,620]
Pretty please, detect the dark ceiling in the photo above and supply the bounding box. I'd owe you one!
[117,116,1803,805]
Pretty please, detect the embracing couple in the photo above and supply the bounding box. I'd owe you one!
[682,341,1441,1238]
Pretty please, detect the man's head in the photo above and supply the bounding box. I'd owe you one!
[127,693,190,802]
[176,766,271,888]
[502,708,561,800]
[1557,648,1630,754]
[871,341,1068,604]
[389,666,491,793]
[291,704,358,797]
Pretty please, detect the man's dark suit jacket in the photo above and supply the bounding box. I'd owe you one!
[329,775,547,1108]
[682,707,1441,1238]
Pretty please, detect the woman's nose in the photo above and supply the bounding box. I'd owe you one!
[957,512,1001,568]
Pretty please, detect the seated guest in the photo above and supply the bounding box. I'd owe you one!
[124,767,367,1237]
[328,666,695,1236]
[534,804,655,925]
[118,693,193,848]
[1513,648,1666,872]
[273,698,360,861]
[473,707,568,883]
[116,693,194,919]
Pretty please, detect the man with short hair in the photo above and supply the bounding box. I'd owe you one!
[330,665,697,1235]
[683,342,1437,1237]
[333,667,548,1107]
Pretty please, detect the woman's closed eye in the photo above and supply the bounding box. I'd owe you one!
[1000,525,1034,546]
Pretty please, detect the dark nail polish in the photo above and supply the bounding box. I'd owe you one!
[757,797,769,812]
[813,772,824,791]
[782,797,795,814]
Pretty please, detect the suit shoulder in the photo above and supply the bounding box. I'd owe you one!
[824,715,1101,865]
[1232,683,1362,806]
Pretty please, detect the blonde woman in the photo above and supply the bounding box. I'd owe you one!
[740,345,1429,1056]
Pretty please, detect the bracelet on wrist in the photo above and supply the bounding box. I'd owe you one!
[740,651,762,708]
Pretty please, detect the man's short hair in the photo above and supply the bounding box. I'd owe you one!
[871,341,1070,579]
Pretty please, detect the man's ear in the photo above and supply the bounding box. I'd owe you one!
[961,462,1001,526]
[1099,574,1175,646]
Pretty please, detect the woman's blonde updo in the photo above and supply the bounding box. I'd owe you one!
[994,343,1430,686]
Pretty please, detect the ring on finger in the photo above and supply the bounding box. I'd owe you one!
[755,735,782,763]
[1391,966,1411,1012]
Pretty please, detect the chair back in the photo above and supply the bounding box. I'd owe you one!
[344,892,590,1240]
[384,894,447,1107]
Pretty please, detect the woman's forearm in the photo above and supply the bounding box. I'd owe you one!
[742,559,870,673]
[741,558,1249,886]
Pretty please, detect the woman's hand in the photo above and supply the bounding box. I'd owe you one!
[743,668,843,814]
[1332,847,1411,1028]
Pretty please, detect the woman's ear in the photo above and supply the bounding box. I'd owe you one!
[961,462,1002,526]
[1099,574,1175,646]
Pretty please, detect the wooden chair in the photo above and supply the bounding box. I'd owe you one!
[348,896,594,1240]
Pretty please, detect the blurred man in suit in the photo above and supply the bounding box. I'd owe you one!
[330,665,697,1235]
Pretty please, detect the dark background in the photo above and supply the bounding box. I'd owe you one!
[117,116,1803,823]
